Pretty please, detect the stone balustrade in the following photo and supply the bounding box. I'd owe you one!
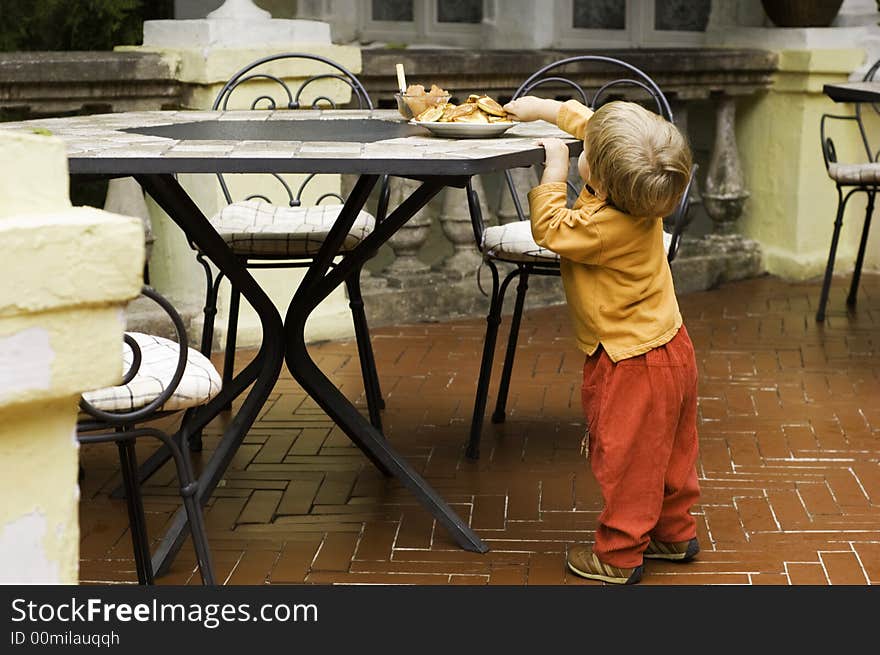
[0,51,182,119]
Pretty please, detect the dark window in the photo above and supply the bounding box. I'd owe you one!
[654,0,710,31]
[372,0,414,22]
[437,0,483,24]
[572,0,626,30]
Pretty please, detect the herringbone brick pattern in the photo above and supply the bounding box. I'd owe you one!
[78,273,880,585]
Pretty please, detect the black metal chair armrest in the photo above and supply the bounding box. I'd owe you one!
[79,286,189,426]
[666,164,698,264]
[466,178,487,247]
[375,174,391,223]
[819,113,871,169]
[119,333,142,386]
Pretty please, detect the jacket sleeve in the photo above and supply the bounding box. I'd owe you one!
[528,182,603,265]
[557,100,594,140]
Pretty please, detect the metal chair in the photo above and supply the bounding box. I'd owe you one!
[464,55,695,459]
[816,58,880,322]
[78,286,219,584]
[196,53,390,432]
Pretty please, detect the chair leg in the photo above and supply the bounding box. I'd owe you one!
[200,271,224,359]
[847,191,875,308]
[345,267,384,431]
[192,270,225,452]
[221,284,241,411]
[166,431,215,585]
[492,268,530,424]
[466,264,518,459]
[817,188,851,322]
[116,434,154,585]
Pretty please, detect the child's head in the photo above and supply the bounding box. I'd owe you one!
[580,101,692,218]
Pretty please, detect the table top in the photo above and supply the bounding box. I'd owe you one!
[823,81,880,104]
[0,109,578,177]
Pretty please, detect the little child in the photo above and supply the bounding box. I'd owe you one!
[503,96,699,584]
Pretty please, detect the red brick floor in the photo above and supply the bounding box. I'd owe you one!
[78,273,880,585]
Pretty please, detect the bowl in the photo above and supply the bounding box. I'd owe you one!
[395,92,451,120]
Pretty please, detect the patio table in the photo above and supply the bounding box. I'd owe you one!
[823,80,880,103]
[0,109,579,574]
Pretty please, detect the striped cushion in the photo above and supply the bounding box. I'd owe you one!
[210,199,375,257]
[82,332,222,413]
[827,162,880,185]
[481,220,559,264]
[482,220,673,264]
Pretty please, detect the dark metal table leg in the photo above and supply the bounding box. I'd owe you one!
[284,175,488,553]
[134,174,286,575]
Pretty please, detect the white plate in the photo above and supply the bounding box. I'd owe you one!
[410,120,519,139]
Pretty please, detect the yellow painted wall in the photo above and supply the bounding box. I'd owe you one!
[0,402,80,584]
[0,130,143,583]
[738,49,871,280]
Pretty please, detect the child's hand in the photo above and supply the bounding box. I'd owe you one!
[537,138,570,184]
[504,97,563,123]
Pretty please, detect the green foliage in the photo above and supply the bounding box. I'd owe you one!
[0,0,174,51]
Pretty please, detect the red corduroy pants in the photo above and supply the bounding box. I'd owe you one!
[581,325,701,568]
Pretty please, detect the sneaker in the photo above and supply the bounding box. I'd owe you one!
[566,545,643,585]
[644,537,700,562]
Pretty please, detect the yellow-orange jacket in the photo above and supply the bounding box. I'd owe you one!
[527,100,681,361]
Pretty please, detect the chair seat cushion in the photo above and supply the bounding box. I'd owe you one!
[828,162,880,185]
[82,333,222,414]
[210,199,375,257]
[481,220,560,264]
[482,220,674,264]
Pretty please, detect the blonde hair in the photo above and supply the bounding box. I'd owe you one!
[584,101,692,218]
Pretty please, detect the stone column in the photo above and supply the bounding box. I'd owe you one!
[384,177,433,279]
[703,94,749,234]
[104,178,153,263]
[496,168,537,225]
[662,93,764,295]
[668,100,700,235]
[439,177,491,278]
[0,130,144,583]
